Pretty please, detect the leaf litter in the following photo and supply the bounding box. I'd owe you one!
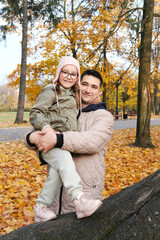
[0,127,160,235]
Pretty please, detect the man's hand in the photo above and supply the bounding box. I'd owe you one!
[29,131,45,145]
[36,127,57,153]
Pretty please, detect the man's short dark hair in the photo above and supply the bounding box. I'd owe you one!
[81,70,103,87]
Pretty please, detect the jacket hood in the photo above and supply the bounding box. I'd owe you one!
[82,102,107,112]
[77,102,107,118]
[53,56,80,86]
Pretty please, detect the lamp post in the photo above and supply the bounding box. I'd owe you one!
[115,77,122,120]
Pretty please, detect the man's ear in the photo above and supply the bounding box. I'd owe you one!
[99,89,103,96]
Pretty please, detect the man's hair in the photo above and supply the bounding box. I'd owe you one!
[81,70,103,87]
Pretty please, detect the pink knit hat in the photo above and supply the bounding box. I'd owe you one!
[53,56,80,86]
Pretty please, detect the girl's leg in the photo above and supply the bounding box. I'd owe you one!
[37,165,62,205]
[34,151,60,222]
[37,148,102,221]
[42,148,82,200]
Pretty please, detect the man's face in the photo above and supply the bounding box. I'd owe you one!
[80,75,102,106]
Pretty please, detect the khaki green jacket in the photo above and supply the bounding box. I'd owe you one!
[30,84,79,132]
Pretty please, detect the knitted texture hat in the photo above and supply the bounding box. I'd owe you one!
[53,56,80,86]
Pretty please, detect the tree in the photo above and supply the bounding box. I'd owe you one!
[15,0,28,123]
[0,84,17,111]
[135,0,154,148]
[22,0,141,103]
[0,0,28,122]
[0,0,61,122]
[152,16,160,115]
[122,91,130,115]
[14,0,61,123]
[5,0,157,114]
[0,170,159,240]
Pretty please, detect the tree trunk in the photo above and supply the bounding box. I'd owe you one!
[15,0,28,124]
[1,170,160,240]
[71,0,77,59]
[102,81,107,103]
[102,44,107,104]
[153,39,159,116]
[152,15,160,115]
[135,0,154,148]
[154,75,159,115]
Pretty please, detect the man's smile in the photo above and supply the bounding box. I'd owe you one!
[82,92,92,97]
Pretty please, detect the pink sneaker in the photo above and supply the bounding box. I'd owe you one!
[73,193,102,219]
[34,203,57,223]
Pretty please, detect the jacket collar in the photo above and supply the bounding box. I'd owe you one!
[82,102,107,112]
[77,102,107,119]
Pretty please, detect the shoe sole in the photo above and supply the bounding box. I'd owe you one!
[35,215,57,223]
[76,201,102,219]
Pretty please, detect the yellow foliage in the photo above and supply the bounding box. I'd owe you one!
[0,126,160,235]
[6,0,159,110]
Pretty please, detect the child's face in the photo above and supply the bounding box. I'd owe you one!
[59,65,78,89]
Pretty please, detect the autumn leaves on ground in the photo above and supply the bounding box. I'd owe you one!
[0,126,160,235]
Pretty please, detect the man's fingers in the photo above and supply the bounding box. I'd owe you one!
[34,140,40,146]
[39,131,46,135]
[38,146,44,151]
[43,149,48,153]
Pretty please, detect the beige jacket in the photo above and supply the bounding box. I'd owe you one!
[50,103,114,215]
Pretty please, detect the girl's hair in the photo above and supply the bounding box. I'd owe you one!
[55,81,80,109]
[55,81,61,94]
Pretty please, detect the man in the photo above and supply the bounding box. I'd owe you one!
[27,69,114,215]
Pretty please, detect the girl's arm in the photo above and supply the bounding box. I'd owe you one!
[30,86,56,130]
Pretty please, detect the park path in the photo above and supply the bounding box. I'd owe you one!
[114,118,160,129]
[0,118,160,142]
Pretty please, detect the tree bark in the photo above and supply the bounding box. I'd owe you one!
[135,0,154,148]
[102,43,107,103]
[15,0,28,124]
[1,170,160,240]
[153,32,160,116]
[154,75,159,115]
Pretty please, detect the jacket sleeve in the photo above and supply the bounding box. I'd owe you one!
[24,130,37,150]
[62,110,114,154]
[30,87,56,130]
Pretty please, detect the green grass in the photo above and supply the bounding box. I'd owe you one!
[0,112,30,128]
[0,112,29,122]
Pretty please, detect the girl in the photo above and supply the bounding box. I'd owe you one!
[29,56,102,222]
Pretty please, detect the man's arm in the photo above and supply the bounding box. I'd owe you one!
[35,127,62,153]
[25,128,63,153]
[62,110,113,154]
[24,130,45,150]
[26,110,113,154]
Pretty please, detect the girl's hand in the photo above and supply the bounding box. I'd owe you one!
[93,89,102,104]
[42,126,54,133]
[93,96,101,104]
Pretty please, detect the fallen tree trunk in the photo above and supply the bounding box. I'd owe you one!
[1,170,160,240]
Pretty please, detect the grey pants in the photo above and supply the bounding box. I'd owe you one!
[37,148,82,205]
